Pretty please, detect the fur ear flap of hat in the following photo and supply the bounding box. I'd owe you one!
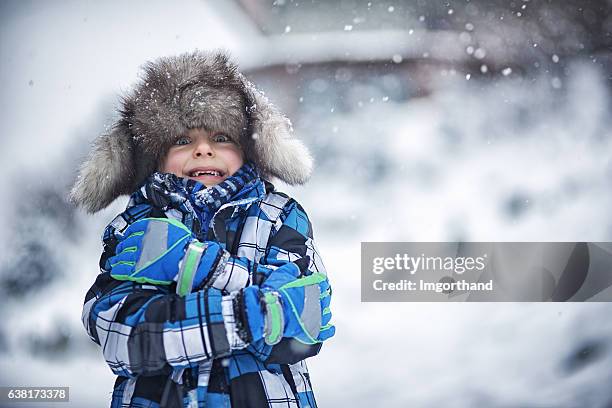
[240,76,313,186]
[70,50,313,213]
[70,121,136,213]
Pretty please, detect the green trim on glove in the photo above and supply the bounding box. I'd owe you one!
[320,288,331,299]
[109,218,195,286]
[146,217,192,233]
[279,272,328,345]
[320,323,334,331]
[176,241,205,296]
[279,272,327,289]
[110,274,174,286]
[263,291,284,345]
[127,217,191,275]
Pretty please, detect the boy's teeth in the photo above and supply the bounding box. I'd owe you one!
[193,170,221,177]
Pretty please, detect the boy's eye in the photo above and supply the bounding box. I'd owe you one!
[212,134,231,143]
[174,137,191,146]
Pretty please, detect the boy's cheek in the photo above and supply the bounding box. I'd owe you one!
[158,155,183,177]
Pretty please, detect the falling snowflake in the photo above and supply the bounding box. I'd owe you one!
[474,48,486,59]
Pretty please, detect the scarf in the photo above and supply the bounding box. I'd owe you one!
[127,162,263,239]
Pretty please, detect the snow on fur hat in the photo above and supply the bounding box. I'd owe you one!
[70,50,312,213]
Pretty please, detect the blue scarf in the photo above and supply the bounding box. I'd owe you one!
[128,162,263,239]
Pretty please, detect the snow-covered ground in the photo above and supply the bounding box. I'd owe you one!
[1,1,611,407]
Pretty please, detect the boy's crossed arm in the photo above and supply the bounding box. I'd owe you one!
[83,205,335,377]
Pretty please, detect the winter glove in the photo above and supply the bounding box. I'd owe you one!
[109,218,228,295]
[242,264,335,346]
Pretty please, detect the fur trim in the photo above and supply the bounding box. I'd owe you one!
[241,77,313,185]
[71,50,312,213]
[70,121,136,213]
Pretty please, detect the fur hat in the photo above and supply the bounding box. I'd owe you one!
[70,50,312,213]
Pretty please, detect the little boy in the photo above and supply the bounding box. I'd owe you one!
[72,51,335,408]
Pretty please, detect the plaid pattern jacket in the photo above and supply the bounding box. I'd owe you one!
[82,171,330,407]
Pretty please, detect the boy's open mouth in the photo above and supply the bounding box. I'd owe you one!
[187,167,225,178]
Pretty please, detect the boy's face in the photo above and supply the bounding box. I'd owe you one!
[160,128,244,187]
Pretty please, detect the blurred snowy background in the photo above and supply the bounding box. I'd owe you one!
[1,0,612,407]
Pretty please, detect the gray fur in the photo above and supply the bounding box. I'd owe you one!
[70,122,136,213]
[70,50,312,213]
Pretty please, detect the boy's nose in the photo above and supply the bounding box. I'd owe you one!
[193,140,214,158]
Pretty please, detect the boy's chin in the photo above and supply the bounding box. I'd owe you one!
[186,174,226,187]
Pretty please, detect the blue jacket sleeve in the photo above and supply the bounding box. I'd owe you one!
[81,271,247,378]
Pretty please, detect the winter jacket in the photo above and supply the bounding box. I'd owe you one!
[81,165,331,407]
